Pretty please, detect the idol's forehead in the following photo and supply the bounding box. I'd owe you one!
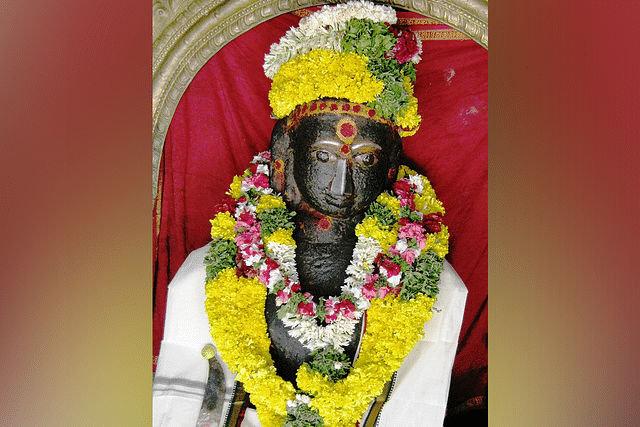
[293,113,399,150]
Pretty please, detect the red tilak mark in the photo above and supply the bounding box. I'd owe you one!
[317,216,333,231]
[339,122,356,139]
[340,144,351,154]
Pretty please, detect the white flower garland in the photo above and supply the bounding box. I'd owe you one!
[209,151,448,354]
[263,0,399,79]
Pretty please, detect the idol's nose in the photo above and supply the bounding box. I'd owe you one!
[329,158,354,197]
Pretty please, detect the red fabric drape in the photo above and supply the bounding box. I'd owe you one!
[153,9,487,419]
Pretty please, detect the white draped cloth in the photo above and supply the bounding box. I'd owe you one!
[153,244,467,427]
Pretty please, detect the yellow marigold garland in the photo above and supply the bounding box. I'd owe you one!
[209,211,236,240]
[205,268,296,425]
[204,154,448,427]
[206,269,435,427]
[355,216,398,250]
[256,194,287,212]
[269,50,384,119]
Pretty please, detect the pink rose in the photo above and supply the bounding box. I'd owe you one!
[378,286,392,299]
[362,282,377,300]
[401,250,416,264]
[277,289,291,304]
[253,174,270,189]
[236,211,256,229]
[324,299,338,323]
[398,222,426,240]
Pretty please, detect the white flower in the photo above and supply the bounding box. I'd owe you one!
[296,394,312,405]
[395,238,409,253]
[263,0,397,79]
[409,174,424,194]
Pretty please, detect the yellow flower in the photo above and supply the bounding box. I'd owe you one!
[397,165,417,180]
[263,228,296,247]
[396,95,421,134]
[269,50,383,118]
[376,192,401,216]
[355,217,397,250]
[209,211,236,240]
[227,174,243,199]
[432,225,449,258]
[256,194,286,213]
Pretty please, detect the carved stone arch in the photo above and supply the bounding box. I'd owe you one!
[152,0,488,201]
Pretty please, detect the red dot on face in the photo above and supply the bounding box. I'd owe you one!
[340,144,351,154]
[318,216,333,231]
[339,122,356,139]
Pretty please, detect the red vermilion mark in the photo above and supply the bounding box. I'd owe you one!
[317,216,333,231]
[336,117,357,144]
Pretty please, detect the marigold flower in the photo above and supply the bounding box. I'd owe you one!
[209,211,237,241]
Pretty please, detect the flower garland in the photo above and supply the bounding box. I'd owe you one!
[204,152,448,426]
[264,1,423,136]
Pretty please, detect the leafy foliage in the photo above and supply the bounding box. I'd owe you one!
[308,347,352,382]
[283,403,324,427]
[257,206,296,237]
[365,201,396,227]
[204,240,237,282]
[399,249,444,300]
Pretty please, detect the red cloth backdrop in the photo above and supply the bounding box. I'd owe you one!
[153,9,487,419]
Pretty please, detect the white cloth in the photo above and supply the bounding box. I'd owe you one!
[153,244,467,427]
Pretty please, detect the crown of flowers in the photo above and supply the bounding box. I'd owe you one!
[264,0,423,137]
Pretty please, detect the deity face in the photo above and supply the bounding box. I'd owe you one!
[290,113,401,217]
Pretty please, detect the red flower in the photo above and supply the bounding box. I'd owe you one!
[290,282,301,293]
[297,301,316,317]
[213,194,237,214]
[380,258,401,277]
[393,179,412,198]
[386,27,420,64]
[337,299,356,319]
[422,213,443,233]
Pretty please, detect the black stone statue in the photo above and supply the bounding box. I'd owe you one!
[264,99,403,386]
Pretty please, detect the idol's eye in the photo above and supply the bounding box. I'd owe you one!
[315,150,331,162]
[355,152,379,167]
